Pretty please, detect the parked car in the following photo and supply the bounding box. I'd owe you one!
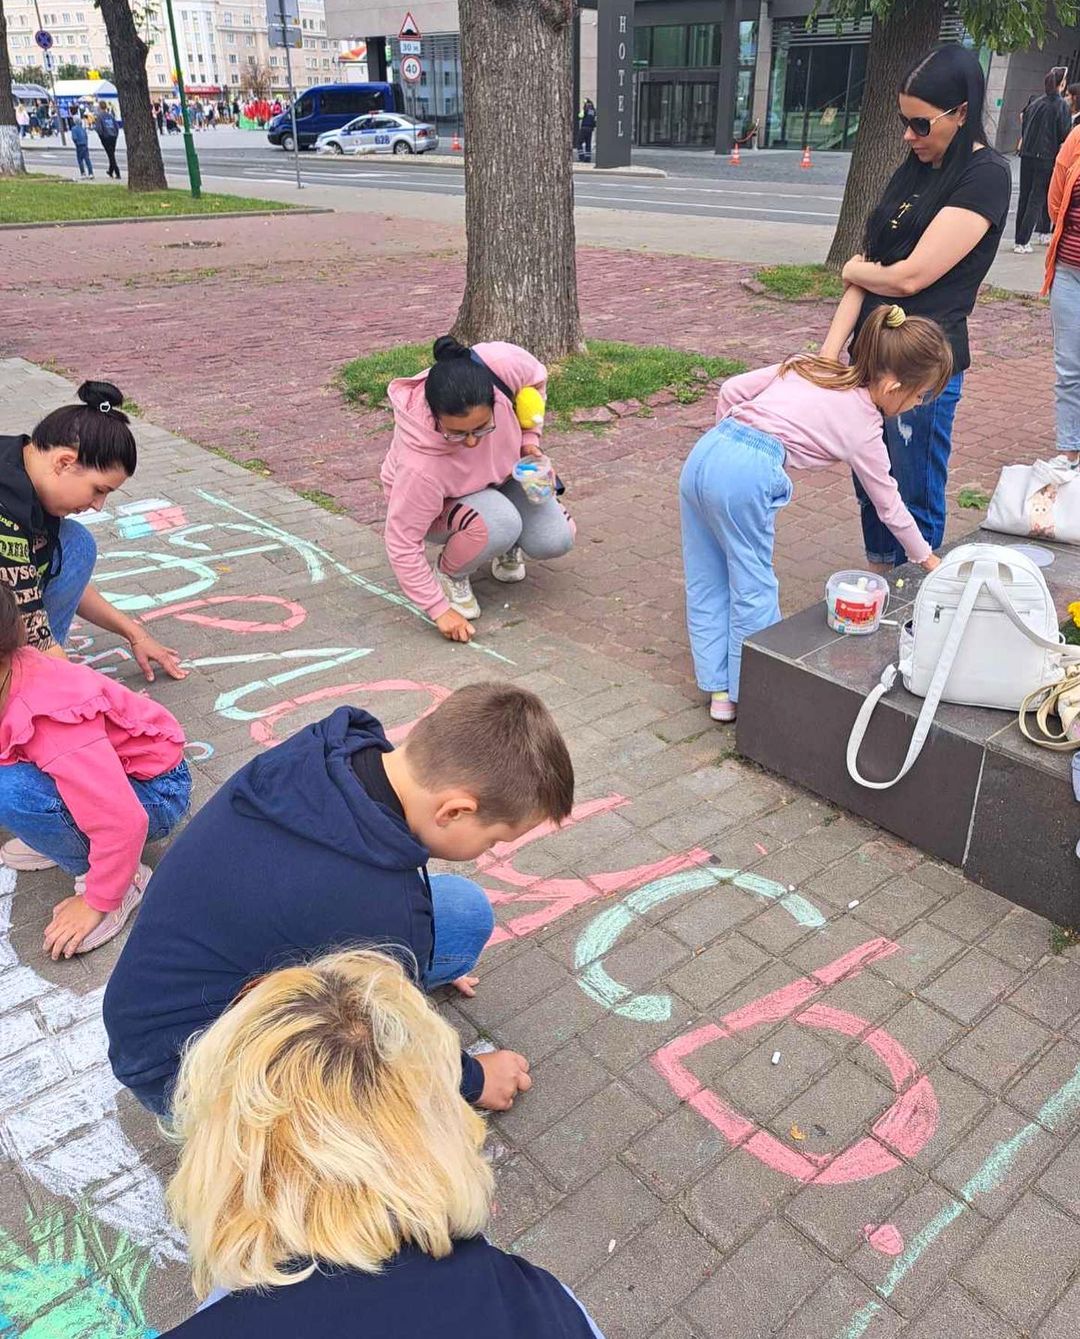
[314,113,440,157]
[267,82,403,150]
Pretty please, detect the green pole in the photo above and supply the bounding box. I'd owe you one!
[162,0,201,197]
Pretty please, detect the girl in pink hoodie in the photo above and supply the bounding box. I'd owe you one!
[0,584,191,959]
[381,338,576,643]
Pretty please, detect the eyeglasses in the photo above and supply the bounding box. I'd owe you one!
[439,418,497,444]
[898,105,963,138]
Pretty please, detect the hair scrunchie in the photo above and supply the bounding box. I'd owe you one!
[884,305,907,329]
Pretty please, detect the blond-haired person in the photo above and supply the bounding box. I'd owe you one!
[161,949,605,1337]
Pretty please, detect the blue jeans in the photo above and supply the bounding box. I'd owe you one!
[1052,263,1080,454]
[0,761,192,876]
[679,419,792,702]
[42,519,97,647]
[856,372,964,566]
[426,874,495,988]
[74,143,93,175]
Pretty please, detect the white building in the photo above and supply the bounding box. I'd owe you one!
[5,0,342,100]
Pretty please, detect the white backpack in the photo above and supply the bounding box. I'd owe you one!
[847,544,1080,789]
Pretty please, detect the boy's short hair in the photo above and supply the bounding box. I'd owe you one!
[404,682,573,826]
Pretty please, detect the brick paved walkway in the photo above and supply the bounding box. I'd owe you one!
[1,215,1077,1338]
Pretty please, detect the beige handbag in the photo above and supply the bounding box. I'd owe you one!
[1019,666,1080,750]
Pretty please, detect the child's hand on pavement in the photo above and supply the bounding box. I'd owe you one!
[921,554,942,571]
[476,1049,532,1111]
[452,974,480,997]
[435,609,476,643]
[43,894,104,960]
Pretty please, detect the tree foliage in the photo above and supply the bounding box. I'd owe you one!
[13,63,48,86]
[239,62,273,101]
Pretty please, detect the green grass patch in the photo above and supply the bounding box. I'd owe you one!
[755,264,844,302]
[1051,924,1080,954]
[956,487,991,510]
[239,457,273,476]
[298,487,346,514]
[339,339,743,424]
[0,174,292,224]
[977,284,1046,306]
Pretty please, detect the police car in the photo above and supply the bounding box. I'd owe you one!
[314,112,439,156]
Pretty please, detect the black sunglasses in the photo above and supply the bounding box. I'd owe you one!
[898,104,963,138]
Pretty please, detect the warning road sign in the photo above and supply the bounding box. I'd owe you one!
[399,10,421,38]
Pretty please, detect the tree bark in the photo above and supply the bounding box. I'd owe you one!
[95,0,167,191]
[825,0,946,269]
[454,0,584,362]
[0,0,27,176]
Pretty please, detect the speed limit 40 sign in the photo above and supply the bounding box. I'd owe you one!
[401,54,421,83]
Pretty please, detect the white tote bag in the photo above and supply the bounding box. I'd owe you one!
[983,454,1080,544]
[847,544,1080,789]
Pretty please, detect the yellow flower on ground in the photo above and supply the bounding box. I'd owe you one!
[1069,601,1080,629]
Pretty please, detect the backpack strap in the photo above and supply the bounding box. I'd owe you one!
[847,564,986,789]
[469,350,516,406]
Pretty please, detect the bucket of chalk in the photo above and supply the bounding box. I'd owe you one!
[825,570,889,635]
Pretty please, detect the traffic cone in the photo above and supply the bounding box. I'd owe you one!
[729,141,741,166]
[451,131,462,152]
[800,145,812,169]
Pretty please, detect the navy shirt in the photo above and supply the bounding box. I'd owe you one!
[163,1239,601,1338]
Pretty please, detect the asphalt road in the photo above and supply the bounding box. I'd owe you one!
[27,136,851,226]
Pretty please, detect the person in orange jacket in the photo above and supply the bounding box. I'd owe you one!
[1042,124,1080,460]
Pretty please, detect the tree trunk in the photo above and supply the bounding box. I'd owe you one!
[95,0,167,191]
[454,0,584,362]
[0,0,27,176]
[825,0,946,269]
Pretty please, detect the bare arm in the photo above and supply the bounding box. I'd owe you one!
[820,283,867,361]
[840,206,992,298]
[76,585,186,681]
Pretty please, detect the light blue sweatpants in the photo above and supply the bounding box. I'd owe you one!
[679,418,792,702]
[1051,262,1080,454]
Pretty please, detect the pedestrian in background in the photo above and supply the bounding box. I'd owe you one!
[577,98,596,162]
[1069,82,1080,130]
[70,111,93,180]
[15,103,29,137]
[1015,66,1071,252]
[94,101,121,180]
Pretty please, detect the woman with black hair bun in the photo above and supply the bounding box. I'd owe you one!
[821,45,1012,570]
[381,338,576,644]
[0,380,186,687]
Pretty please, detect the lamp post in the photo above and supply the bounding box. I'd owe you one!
[161,0,202,196]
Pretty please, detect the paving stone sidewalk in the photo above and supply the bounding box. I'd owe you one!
[1,357,1079,1338]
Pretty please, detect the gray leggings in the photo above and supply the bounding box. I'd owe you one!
[428,477,576,576]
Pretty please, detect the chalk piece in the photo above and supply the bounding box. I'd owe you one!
[896,578,905,588]
[754,842,768,856]
[848,899,860,909]
[771,1051,781,1065]
[608,1239,616,1254]
[788,884,796,892]
[790,1123,807,1141]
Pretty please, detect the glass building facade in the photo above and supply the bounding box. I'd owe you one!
[632,19,757,146]
[387,32,463,134]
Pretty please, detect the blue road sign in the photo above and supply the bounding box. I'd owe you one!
[34,29,53,50]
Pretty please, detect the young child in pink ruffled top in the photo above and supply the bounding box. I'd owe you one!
[0,584,191,959]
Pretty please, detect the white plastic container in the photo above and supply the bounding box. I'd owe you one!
[825,570,888,635]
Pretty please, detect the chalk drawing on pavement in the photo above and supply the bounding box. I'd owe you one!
[0,871,184,1266]
[0,1203,159,1337]
[652,938,940,1185]
[573,864,826,1022]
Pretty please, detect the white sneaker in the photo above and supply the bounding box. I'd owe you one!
[433,560,481,620]
[491,546,526,583]
[1,838,57,871]
[75,863,151,954]
[1013,243,1033,254]
[1037,233,1053,245]
[710,692,737,723]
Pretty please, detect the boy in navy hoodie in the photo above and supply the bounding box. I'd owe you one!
[104,682,574,1115]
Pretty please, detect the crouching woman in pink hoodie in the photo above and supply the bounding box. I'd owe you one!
[381,337,576,643]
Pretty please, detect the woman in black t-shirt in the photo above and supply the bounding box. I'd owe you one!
[822,46,1011,567]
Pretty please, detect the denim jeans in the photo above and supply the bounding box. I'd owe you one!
[680,418,792,702]
[425,873,496,988]
[74,143,93,176]
[42,518,97,647]
[0,761,191,877]
[856,372,965,566]
[1052,263,1080,454]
